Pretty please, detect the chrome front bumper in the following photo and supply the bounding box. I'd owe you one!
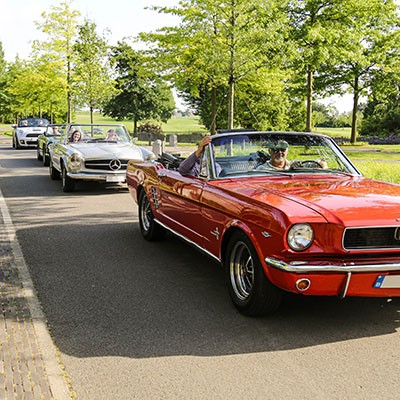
[67,171,126,182]
[265,257,400,273]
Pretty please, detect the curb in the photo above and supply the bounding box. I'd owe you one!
[0,187,72,400]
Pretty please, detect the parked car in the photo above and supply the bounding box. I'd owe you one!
[126,131,400,316]
[12,118,50,149]
[37,124,65,166]
[48,123,154,192]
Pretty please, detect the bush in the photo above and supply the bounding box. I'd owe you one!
[137,122,163,134]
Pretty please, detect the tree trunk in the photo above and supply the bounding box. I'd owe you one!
[210,87,217,134]
[90,106,94,124]
[228,77,234,130]
[350,76,359,144]
[67,57,72,123]
[306,67,313,132]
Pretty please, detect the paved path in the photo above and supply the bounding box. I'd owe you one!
[0,134,72,399]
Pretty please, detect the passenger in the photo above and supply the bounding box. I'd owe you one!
[106,129,118,141]
[52,126,60,135]
[71,130,83,143]
[178,135,221,177]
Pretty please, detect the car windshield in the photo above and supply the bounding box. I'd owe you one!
[210,132,360,178]
[65,124,132,143]
[18,118,49,127]
[45,124,65,136]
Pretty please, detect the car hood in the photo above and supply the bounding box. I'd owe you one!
[69,142,143,160]
[217,174,400,226]
[17,127,47,134]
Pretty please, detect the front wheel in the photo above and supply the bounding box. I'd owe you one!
[49,159,60,180]
[62,165,75,192]
[43,146,50,166]
[225,231,283,316]
[138,190,165,241]
[37,145,43,161]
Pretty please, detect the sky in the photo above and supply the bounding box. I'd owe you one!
[0,0,362,112]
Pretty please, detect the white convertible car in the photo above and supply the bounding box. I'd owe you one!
[48,123,154,192]
[12,117,49,149]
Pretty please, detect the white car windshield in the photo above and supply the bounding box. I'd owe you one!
[65,124,132,143]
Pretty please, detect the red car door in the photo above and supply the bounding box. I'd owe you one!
[156,169,206,246]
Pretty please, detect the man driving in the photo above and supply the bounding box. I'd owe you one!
[267,140,291,170]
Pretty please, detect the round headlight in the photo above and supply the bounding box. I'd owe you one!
[287,223,314,251]
[67,153,83,171]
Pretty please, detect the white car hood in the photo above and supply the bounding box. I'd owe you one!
[70,142,143,160]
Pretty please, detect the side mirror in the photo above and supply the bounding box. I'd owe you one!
[12,124,17,128]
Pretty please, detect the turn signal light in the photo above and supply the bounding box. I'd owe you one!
[296,278,311,291]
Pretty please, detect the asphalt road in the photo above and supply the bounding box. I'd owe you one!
[0,135,399,400]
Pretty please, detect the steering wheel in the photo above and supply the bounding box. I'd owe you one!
[290,160,324,169]
[254,150,270,167]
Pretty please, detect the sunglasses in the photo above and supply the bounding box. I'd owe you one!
[271,148,287,154]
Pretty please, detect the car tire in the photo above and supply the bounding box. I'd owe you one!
[138,190,166,241]
[225,230,283,316]
[37,145,43,161]
[43,146,50,166]
[49,160,60,180]
[13,135,21,149]
[62,165,75,192]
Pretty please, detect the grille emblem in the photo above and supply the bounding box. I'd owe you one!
[394,227,400,242]
[109,159,121,171]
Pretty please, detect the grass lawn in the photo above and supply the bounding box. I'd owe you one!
[74,111,208,134]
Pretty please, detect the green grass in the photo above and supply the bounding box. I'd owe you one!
[353,161,400,184]
[74,111,208,134]
[312,127,351,137]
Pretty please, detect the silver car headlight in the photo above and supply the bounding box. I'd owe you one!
[287,223,314,251]
[67,153,84,172]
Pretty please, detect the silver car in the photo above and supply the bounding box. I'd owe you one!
[37,124,65,166]
[12,118,49,149]
[48,123,153,192]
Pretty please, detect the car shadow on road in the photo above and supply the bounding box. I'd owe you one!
[14,220,400,359]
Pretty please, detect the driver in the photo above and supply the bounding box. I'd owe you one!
[267,140,291,170]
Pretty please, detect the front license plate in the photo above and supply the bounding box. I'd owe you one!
[106,175,124,182]
[374,275,400,289]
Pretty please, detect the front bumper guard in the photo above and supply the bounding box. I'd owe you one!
[265,257,400,273]
[67,171,126,182]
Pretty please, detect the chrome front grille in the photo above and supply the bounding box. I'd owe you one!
[84,159,128,171]
[343,227,400,250]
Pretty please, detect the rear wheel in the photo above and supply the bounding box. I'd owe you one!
[225,231,283,316]
[138,190,165,241]
[62,165,75,192]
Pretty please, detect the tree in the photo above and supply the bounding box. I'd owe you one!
[361,64,400,136]
[73,19,114,123]
[103,42,175,133]
[286,0,363,132]
[315,0,399,142]
[33,0,80,123]
[142,0,289,131]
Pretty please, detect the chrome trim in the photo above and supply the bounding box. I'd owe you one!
[265,256,400,273]
[66,171,126,181]
[155,218,220,263]
[340,272,352,299]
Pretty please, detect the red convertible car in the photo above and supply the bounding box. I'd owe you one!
[126,131,400,316]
